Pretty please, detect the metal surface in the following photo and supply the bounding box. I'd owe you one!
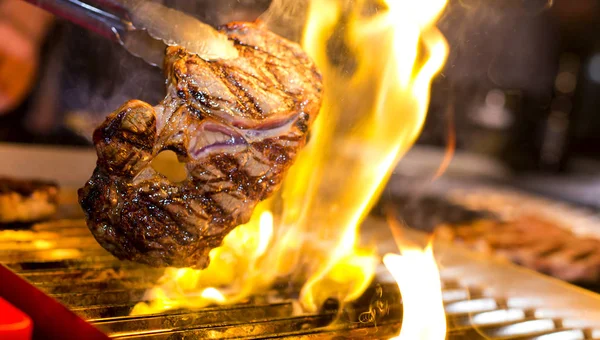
[1,211,600,338]
[1,144,600,338]
[21,0,128,40]
[0,210,402,338]
[373,220,600,329]
[377,188,600,289]
[21,0,165,66]
[20,0,237,67]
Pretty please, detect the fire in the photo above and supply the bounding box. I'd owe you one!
[132,0,449,320]
[131,207,274,314]
[386,217,447,339]
[296,0,450,311]
[384,244,446,340]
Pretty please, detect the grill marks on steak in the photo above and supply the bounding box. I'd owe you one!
[78,22,323,268]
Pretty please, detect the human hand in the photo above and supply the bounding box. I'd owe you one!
[0,0,52,114]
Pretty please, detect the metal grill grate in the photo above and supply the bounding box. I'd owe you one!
[2,201,600,338]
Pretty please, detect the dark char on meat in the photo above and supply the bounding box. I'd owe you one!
[78,22,323,268]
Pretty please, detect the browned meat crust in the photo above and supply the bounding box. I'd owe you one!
[78,22,323,268]
[436,215,600,283]
[0,177,59,223]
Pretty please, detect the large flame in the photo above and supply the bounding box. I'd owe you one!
[296,0,449,311]
[132,0,449,317]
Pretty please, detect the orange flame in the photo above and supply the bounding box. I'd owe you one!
[131,207,274,314]
[433,101,456,181]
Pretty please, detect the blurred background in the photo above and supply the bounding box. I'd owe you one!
[0,0,599,207]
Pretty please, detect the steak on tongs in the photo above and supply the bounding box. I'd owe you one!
[78,22,323,268]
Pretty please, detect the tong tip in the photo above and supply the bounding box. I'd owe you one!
[125,1,239,62]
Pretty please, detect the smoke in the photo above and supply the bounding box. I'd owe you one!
[57,20,164,139]
[419,0,558,150]
[60,0,272,141]
[436,0,558,93]
[438,0,555,48]
[260,0,310,42]
[58,0,559,143]
[160,0,271,26]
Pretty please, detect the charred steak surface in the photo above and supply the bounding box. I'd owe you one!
[78,22,323,268]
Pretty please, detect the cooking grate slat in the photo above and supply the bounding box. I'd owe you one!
[527,330,587,340]
[0,248,112,263]
[93,302,296,336]
[5,258,124,271]
[111,314,338,339]
[53,288,150,307]
[2,215,600,338]
[73,304,143,319]
[445,297,500,314]
[449,308,527,327]
[18,266,165,282]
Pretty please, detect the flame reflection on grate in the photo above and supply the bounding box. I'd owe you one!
[3,215,600,338]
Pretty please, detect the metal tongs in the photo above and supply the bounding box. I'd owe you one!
[22,0,239,67]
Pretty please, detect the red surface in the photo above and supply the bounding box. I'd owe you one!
[0,265,109,340]
[0,297,32,340]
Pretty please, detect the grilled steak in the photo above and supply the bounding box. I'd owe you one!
[78,22,323,268]
[436,216,600,283]
[0,177,59,223]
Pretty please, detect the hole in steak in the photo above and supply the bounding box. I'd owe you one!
[151,151,188,183]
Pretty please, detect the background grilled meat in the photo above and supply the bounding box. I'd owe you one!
[436,215,600,284]
[78,22,323,269]
[0,177,59,223]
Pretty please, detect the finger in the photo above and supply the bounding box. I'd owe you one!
[0,54,37,112]
[0,22,38,113]
[0,22,36,60]
[0,0,54,44]
[0,53,37,113]
[0,94,10,114]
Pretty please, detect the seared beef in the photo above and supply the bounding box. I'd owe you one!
[78,22,323,268]
[436,216,600,283]
[0,177,59,223]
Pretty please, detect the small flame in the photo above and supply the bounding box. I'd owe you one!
[433,103,455,181]
[384,244,446,340]
[131,208,274,314]
[200,287,226,304]
[385,215,446,340]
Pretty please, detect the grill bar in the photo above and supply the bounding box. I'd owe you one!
[114,314,338,339]
[94,302,297,337]
[1,209,600,338]
[18,267,165,283]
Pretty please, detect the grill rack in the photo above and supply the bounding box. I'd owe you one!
[2,204,600,339]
